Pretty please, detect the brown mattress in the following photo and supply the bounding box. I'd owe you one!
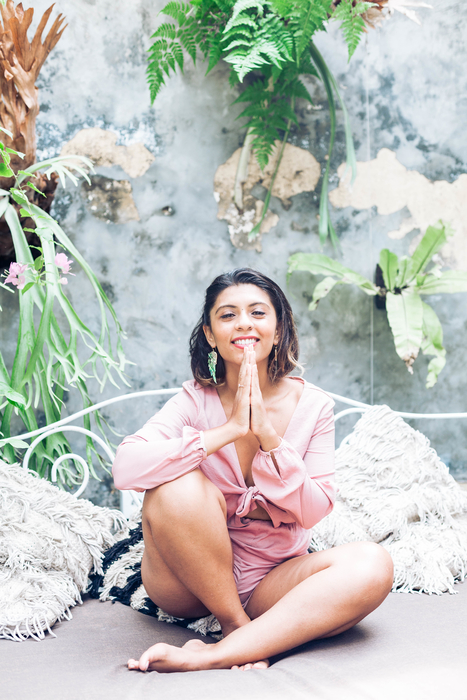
[2,582,466,700]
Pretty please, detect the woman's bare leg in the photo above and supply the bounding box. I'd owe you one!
[137,469,249,633]
[133,541,394,672]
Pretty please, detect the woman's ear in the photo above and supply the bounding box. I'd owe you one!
[203,325,215,348]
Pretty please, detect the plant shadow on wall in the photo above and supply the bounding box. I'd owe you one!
[288,222,467,388]
[0,2,129,490]
[147,0,431,250]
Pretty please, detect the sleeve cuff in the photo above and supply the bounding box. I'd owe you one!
[259,436,284,456]
[198,430,206,453]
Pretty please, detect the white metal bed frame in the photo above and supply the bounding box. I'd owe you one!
[14,387,467,518]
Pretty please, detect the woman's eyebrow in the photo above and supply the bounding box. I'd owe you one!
[215,301,270,314]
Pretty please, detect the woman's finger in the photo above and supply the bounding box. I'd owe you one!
[238,346,248,381]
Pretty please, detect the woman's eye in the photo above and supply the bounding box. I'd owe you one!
[220,313,235,319]
[252,310,265,316]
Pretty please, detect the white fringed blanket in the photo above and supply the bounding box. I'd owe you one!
[311,405,467,594]
[0,461,127,641]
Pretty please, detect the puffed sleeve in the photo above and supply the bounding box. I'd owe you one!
[248,392,335,529]
[112,386,206,492]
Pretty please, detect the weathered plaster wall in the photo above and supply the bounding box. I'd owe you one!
[1,0,467,504]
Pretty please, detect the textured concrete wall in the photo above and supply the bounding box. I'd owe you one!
[1,0,467,505]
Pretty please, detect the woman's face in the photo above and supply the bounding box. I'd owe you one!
[204,283,279,367]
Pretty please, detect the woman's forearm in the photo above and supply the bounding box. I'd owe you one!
[203,421,243,456]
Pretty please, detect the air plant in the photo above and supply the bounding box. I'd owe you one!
[288,222,467,388]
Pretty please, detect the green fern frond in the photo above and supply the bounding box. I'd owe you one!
[227,0,267,27]
[179,30,199,63]
[223,11,293,81]
[152,22,179,40]
[281,77,313,103]
[212,0,236,10]
[232,81,270,104]
[161,0,193,25]
[224,15,258,31]
[229,68,241,87]
[294,0,331,58]
[269,0,294,18]
[206,34,224,73]
[298,50,319,77]
[172,42,185,69]
[332,0,373,60]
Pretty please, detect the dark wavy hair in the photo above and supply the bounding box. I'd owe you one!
[190,268,301,387]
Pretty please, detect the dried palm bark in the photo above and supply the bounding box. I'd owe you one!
[0,1,66,264]
[331,1,432,29]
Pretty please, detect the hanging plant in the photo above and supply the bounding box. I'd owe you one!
[287,222,467,387]
[146,0,429,248]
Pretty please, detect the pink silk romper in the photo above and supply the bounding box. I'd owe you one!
[112,377,336,607]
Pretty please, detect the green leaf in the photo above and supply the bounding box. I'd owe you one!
[418,270,467,295]
[0,382,27,408]
[420,302,446,388]
[394,256,414,289]
[26,181,46,197]
[21,282,35,294]
[385,290,423,372]
[33,255,44,271]
[410,221,451,277]
[287,253,377,294]
[308,276,340,311]
[0,162,14,177]
[379,249,399,291]
[0,437,29,449]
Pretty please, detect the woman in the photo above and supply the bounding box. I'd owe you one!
[112,268,393,673]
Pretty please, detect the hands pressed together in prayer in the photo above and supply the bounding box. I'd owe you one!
[228,346,281,453]
[203,345,281,458]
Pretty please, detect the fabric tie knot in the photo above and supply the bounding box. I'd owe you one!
[236,486,262,517]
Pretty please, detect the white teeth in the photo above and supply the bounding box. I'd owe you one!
[233,338,258,346]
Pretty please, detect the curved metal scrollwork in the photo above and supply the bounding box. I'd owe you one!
[10,386,466,514]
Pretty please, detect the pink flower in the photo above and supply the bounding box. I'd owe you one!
[11,275,26,289]
[5,262,28,289]
[55,253,73,275]
[59,277,68,285]
[9,262,28,276]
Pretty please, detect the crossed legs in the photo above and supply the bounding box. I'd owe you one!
[129,469,394,672]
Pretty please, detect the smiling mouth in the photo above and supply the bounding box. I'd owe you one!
[232,337,259,347]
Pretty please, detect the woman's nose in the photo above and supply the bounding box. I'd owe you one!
[235,310,252,329]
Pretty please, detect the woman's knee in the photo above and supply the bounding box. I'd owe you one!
[144,468,227,520]
[343,542,394,598]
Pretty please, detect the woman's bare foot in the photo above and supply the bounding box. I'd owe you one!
[127,634,269,673]
[231,660,270,671]
[128,639,214,673]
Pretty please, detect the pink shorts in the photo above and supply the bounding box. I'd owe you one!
[228,514,310,608]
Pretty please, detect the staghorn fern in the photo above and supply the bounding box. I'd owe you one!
[147,0,375,246]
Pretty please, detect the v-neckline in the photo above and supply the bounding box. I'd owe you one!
[213,377,306,487]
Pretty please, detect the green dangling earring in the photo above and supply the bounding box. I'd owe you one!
[208,348,218,384]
